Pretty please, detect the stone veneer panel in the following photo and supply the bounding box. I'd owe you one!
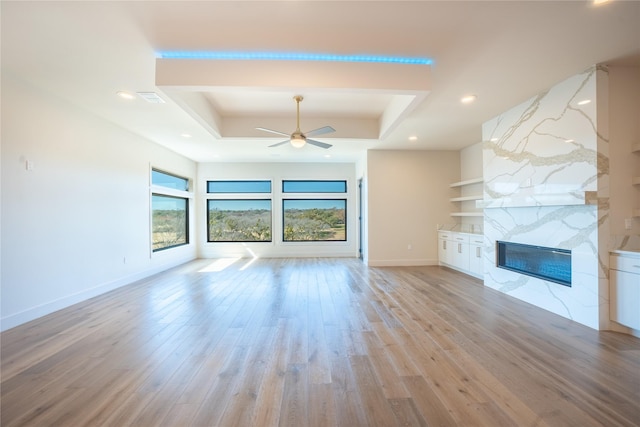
[482,67,609,330]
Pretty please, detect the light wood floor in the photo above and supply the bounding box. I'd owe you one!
[1,258,639,426]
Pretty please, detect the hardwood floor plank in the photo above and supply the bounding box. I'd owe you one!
[308,382,337,427]
[387,398,429,427]
[361,331,410,399]
[329,355,368,427]
[2,259,639,427]
[251,319,290,427]
[217,326,278,427]
[349,354,400,426]
[190,344,250,426]
[279,363,309,427]
[401,375,458,427]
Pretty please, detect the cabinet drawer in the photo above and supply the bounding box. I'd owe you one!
[452,234,469,244]
[610,255,640,274]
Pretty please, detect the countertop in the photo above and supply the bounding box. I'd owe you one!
[611,249,640,258]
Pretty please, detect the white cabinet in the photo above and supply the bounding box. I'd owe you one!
[469,236,484,278]
[438,231,483,279]
[450,234,470,271]
[438,232,453,266]
[610,252,640,330]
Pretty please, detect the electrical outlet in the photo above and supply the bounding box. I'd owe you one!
[624,218,633,230]
[408,244,412,250]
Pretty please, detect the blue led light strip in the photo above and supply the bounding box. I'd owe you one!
[157,51,433,65]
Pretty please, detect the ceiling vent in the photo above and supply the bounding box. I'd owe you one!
[136,92,165,104]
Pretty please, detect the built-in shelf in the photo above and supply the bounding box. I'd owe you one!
[632,143,640,153]
[450,177,483,188]
[633,208,640,218]
[449,178,484,217]
[450,195,484,202]
[633,177,640,185]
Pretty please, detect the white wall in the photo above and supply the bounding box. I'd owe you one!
[609,64,640,238]
[1,74,197,331]
[197,162,358,258]
[459,142,484,228]
[366,150,459,266]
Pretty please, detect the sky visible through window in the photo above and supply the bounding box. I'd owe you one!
[209,199,271,211]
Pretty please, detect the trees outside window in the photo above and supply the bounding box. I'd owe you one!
[151,169,190,251]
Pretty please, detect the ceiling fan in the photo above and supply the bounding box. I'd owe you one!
[257,95,335,149]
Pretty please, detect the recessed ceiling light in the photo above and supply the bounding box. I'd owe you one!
[490,138,499,142]
[565,139,575,143]
[408,136,418,142]
[577,99,591,105]
[324,154,332,159]
[593,0,612,5]
[461,94,477,104]
[116,91,135,100]
[181,133,192,138]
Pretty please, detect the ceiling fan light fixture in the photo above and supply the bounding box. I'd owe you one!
[259,95,334,149]
[291,136,306,148]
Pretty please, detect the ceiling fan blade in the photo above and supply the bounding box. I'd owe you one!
[268,139,290,148]
[306,138,332,149]
[305,126,336,137]
[256,127,290,137]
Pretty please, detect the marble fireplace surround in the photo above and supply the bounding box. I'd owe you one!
[481,66,608,330]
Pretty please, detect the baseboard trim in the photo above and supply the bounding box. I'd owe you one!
[367,259,438,267]
[1,255,196,332]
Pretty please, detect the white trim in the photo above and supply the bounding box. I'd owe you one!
[0,255,196,332]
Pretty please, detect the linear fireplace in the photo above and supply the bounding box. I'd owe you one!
[496,241,572,287]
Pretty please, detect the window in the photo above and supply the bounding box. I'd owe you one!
[152,170,189,191]
[151,169,190,252]
[152,195,189,251]
[207,180,272,242]
[208,180,271,193]
[207,199,272,242]
[283,199,347,242]
[282,180,347,242]
[282,180,347,193]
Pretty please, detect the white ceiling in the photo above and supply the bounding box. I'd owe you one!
[2,1,639,163]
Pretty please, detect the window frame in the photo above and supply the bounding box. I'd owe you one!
[207,198,273,243]
[282,180,347,194]
[150,168,192,253]
[207,180,272,194]
[205,179,274,244]
[281,179,348,243]
[282,198,347,242]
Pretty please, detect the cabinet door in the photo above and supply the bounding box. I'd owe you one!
[469,244,483,277]
[438,238,450,265]
[610,270,640,330]
[453,241,470,271]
